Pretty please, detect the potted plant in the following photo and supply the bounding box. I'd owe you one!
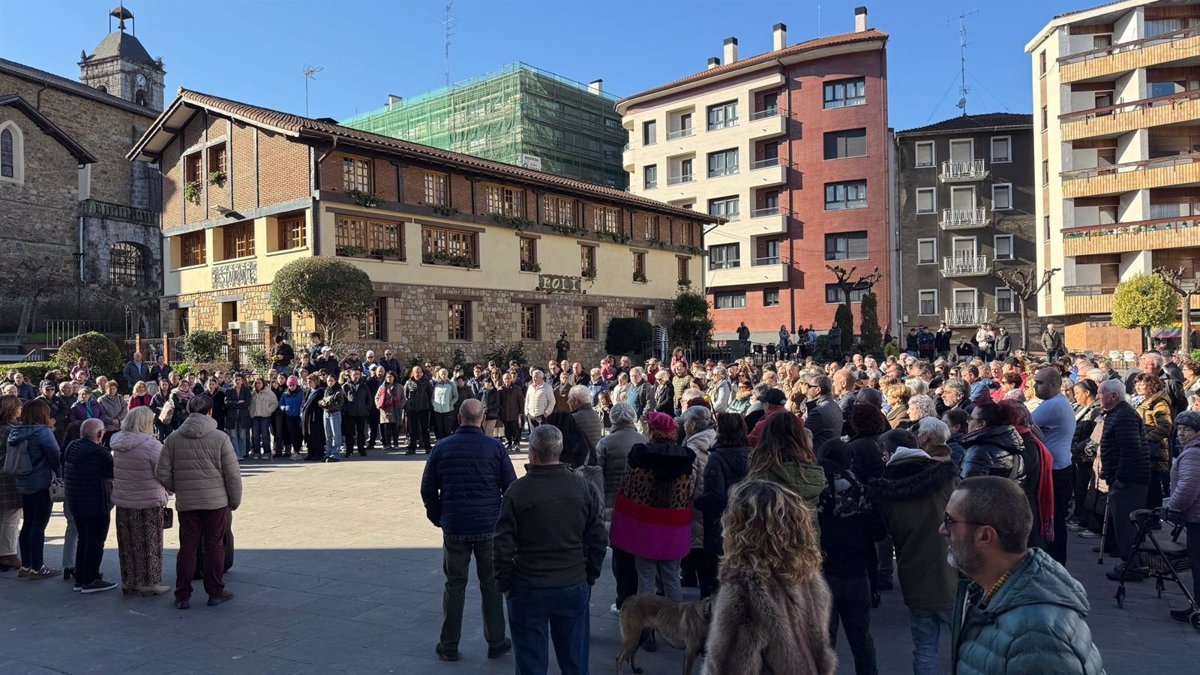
[347,189,381,207]
[520,260,541,273]
[184,180,202,205]
[633,271,648,283]
[208,170,226,187]
[336,244,368,257]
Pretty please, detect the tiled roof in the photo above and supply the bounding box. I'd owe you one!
[0,57,157,117]
[0,95,98,163]
[137,89,720,223]
[616,29,888,106]
[897,113,1033,136]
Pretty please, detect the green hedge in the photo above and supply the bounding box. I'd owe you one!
[3,361,58,384]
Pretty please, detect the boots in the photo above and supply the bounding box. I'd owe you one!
[0,554,22,571]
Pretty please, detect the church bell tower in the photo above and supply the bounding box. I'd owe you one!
[78,5,165,111]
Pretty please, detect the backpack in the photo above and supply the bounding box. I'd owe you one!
[820,469,887,541]
[573,443,606,510]
[2,439,31,478]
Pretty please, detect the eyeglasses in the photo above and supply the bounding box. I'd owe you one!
[942,513,984,529]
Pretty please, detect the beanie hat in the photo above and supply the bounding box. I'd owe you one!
[644,411,678,437]
[287,376,299,387]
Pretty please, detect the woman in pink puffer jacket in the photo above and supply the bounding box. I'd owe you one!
[110,407,170,596]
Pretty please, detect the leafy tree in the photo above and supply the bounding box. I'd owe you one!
[834,302,854,356]
[859,292,882,356]
[182,330,224,362]
[1113,273,1179,349]
[671,287,713,349]
[268,258,376,349]
[54,331,123,380]
[606,318,653,356]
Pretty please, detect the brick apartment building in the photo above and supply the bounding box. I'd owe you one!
[129,90,717,364]
[616,7,891,341]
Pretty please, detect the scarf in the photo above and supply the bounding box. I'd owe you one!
[1016,423,1055,543]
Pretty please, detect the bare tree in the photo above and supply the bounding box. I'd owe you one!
[0,255,73,338]
[996,266,1060,351]
[1155,266,1200,354]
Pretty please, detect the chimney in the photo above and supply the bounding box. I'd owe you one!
[723,37,738,64]
[387,94,403,109]
[706,57,721,70]
[855,6,868,32]
[588,79,603,95]
[773,23,787,51]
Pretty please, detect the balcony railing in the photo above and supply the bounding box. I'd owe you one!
[1061,151,1200,181]
[1058,25,1200,66]
[709,259,741,271]
[1059,87,1200,122]
[643,180,657,190]
[750,107,779,120]
[667,173,694,185]
[941,255,990,277]
[667,128,694,140]
[944,307,989,328]
[751,206,781,218]
[708,118,739,132]
[939,207,990,230]
[752,256,781,266]
[1064,284,1117,296]
[751,157,781,170]
[939,159,988,183]
[708,167,740,178]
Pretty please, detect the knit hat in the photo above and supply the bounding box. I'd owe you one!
[762,388,787,406]
[644,411,677,437]
[287,376,299,387]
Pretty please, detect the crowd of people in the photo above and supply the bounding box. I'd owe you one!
[3,326,1200,674]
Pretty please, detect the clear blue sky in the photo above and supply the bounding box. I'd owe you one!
[3,0,1087,130]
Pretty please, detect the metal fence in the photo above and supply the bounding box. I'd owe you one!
[45,319,116,347]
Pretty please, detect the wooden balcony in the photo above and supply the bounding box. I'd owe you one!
[1063,217,1200,256]
[1062,285,1115,315]
[1060,89,1200,141]
[1061,153,1200,198]
[1059,27,1200,84]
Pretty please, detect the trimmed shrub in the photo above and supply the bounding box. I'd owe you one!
[54,332,123,380]
[606,318,653,356]
[3,361,58,385]
[182,330,224,363]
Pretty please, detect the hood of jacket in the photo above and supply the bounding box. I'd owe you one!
[110,430,160,454]
[764,461,827,500]
[985,548,1090,619]
[7,423,45,444]
[685,428,718,455]
[873,454,958,502]
[962,424,1023,452]
[177,413,219,439]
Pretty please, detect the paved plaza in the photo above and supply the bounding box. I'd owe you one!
[1,445,1197,674]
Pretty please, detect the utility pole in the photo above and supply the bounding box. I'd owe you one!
[303,64,323,117]
[441,1,455,87]
[950,9,980,116]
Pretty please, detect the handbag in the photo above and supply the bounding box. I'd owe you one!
[2,439,30,477]
[158,398,175,424]
[49,477,65,503]
[163,506,174,529]
[572,443,605,509]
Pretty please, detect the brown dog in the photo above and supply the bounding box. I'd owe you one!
[615,593,713,675]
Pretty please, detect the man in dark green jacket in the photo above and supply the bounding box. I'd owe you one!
[944,477,1103,675]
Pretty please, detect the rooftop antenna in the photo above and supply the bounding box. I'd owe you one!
[817,3,822,37]
[950,9,980,116]
[303,64,323,117]
[441,1,455,87]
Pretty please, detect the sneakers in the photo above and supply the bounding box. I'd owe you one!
[325,456,340,463]
[435,644,461,662]
[27,565,58,580]
[207,591,235,606]
[610,603,621,617]
[81,579,118,594]
[487,639,512,659]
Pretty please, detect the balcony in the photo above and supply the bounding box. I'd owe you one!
[707,256,789,288]
[750,107,779,121]
[667,173,694,186]
[747,111,787,140]
[1059,26,1200,84]
[1060,89,1200,141]
[1061,152,1200,198]
[1064,217,1200,256]
[944,307,989,328]
[667,128,694,140]
[750,157,787,186]
[741,206,789,235]
[939,207,990,230]
[941,255,991,277]
[1063,285,1115,315]
[939,159,988,183]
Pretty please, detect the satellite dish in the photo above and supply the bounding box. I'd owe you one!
[956,97,967,109]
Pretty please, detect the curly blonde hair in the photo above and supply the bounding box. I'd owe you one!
[720,480,822,584]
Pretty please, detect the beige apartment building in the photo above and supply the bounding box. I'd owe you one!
[1028,0,1200,351]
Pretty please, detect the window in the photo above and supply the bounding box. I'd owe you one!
[643,120,657,146]
[824,128,867,159]
[825,181,867,210]
[448,301,471,341]
[179,231,206,267]
[994,234,1014,261]
[1041,160,1049,186]
[207,143,227,178]
[918,290,938,316]
[109,243,144,286]
[669,112,693,138]
[761,239,781,264]
[996,287,1015,314]
[823,78,866,109]
[543,196,576,227]
[714,292,747,309]
[915,188,936,214]
[424,171,448,206]
[992,184,1013,210]
[708,196,740,220]
[519,237,538,272]
[278,216,306,250]
[915,141,935,168]
[359,297,386,341]
[521,304,541,340]
[1043,216,1050,242]
[422,226,477,267]
[990,136,1011,163]
[677,257,690,284]
[593,206,619,233]
[633,251,647,282]
[645,215,661,241]
[336,216,404,260]
[485,184,522,217]
[709,243,740,270]
[707,149,739,178]
[343,157,370,193]
[581,245,596,276]
[0,128,14,179]
[764,288,780,307]
[222,221,255,260]
[1150,81,1180,98]
[1039,51,1046,76]
[917,238,937,264]
[707,100,738,131]
[758,92,779,116]
[581,306,599,340]
[825,284,867,303]
[824,232,869,260]
[184,152,202,185]
[643,164,658,189]
[1040,106,1048,132]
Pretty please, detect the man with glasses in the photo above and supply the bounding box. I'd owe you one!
[942,477,1103,674]
[379,350,401,375]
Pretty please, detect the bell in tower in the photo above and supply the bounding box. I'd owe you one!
[78,4,166,111]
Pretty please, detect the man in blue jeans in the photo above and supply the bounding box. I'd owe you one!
[494,425,607,675]
[420,399,516,662]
